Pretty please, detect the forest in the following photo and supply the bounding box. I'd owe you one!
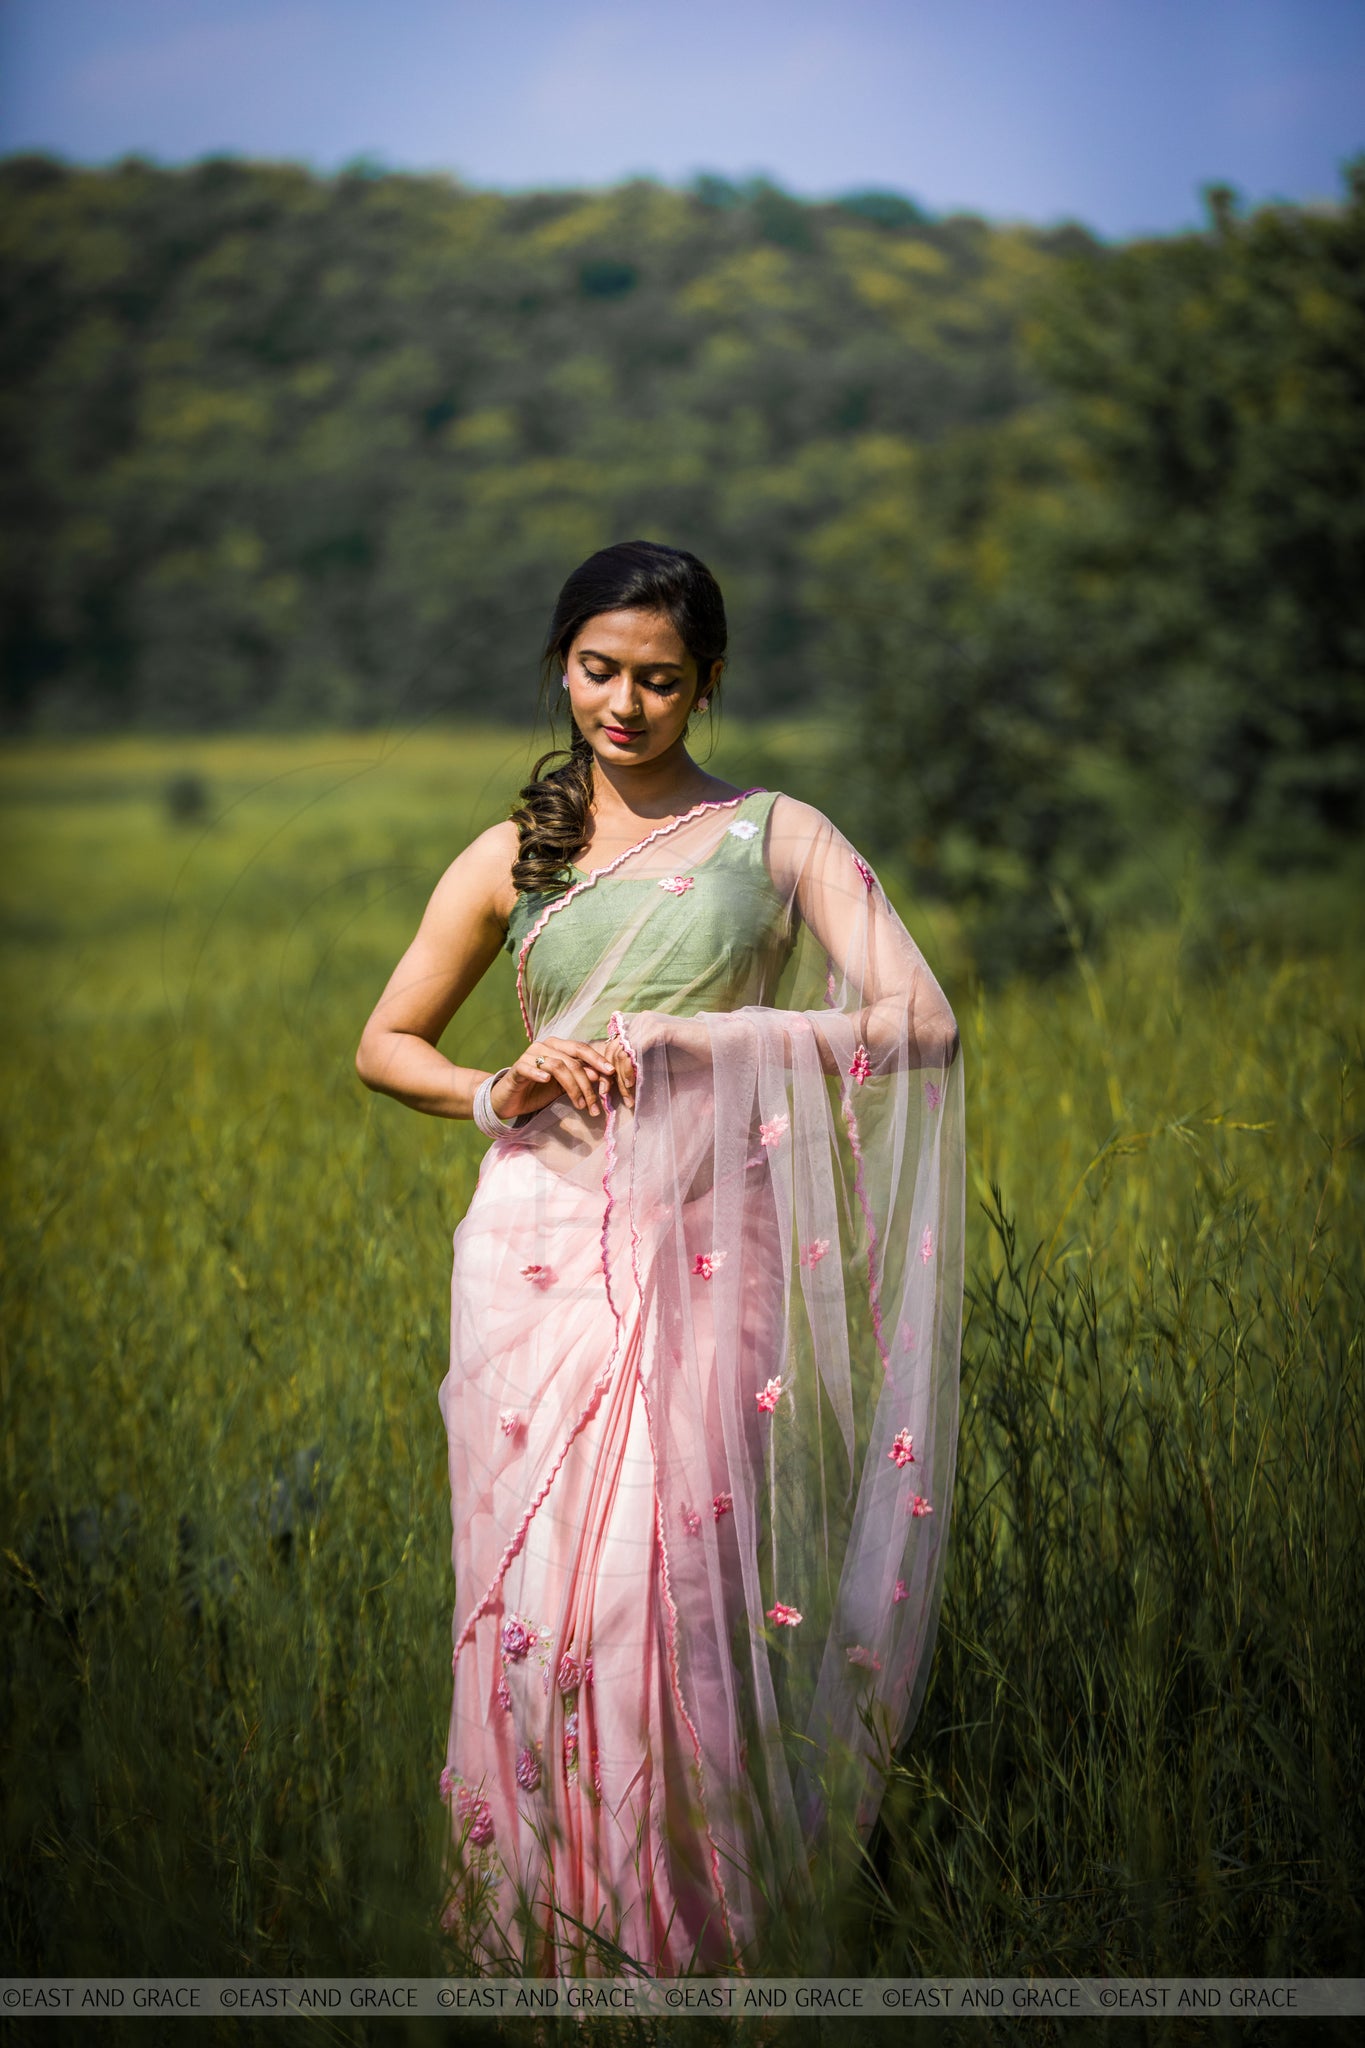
[2,153,1363,966]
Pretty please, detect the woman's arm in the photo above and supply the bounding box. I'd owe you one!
[355,822,617,1121]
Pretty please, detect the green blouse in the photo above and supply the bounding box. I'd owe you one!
[504,789,793,1035]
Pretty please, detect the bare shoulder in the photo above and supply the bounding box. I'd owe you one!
[426,819,521,929]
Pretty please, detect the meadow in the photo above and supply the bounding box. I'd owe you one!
[1,725,1361,2043]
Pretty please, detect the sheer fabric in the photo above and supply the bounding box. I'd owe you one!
[437,790,964,1972]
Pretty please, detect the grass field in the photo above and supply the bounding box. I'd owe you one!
[1,725,1361,2042]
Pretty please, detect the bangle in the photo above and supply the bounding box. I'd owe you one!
[472,1068,517,1138]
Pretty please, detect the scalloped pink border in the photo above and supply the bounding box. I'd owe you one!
[514,789,767,1037]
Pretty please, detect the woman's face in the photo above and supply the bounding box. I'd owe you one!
[564,608,716,770]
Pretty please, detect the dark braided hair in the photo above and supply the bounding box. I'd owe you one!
[510,541,728,896]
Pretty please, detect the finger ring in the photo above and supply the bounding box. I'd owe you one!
[535,1056,546,1068]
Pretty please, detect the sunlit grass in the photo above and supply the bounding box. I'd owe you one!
[1,727,1361,2028]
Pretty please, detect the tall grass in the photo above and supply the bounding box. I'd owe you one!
[1,728,1360,2039]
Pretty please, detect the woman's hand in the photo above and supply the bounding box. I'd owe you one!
[489,1037,619,1121]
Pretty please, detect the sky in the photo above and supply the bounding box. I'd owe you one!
[0,0,1361,237]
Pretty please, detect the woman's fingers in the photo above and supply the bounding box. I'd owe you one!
[525,1037,615,1115]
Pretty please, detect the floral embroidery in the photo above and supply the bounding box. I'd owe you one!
[920,1226,935,1263]
[907,1494,934,1517]
[924,1079,942,1110]
[852,853,875,891]
[759,1113,789,1148]
[501,1614,540,1662]
[692,1250,726,1280]
[713,1492,733,1521]
[893,1578,909,1603]
[498,1409,525,1438]
[849,1044,871,1086]
[556,1653,582,1693]
[495,1675,512,1713]
[889,1428,916,1469]
[680,1502,702,1537]
[767,1601,803,1627]
[727,818,760,840]
[515,1745,541,1792]
[447,1780,495,1846]
[824,970,839,1008]
[439,1765,458,1804]
[583,1658,594,1687]
[756,1377,785,1414]
[799,1238,830,1268]
[847,1644,882,1669]
[520,1264,556,1289]
[659,875,695,896]
[564,1709,579,1777]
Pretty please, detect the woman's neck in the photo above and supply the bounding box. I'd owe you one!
[587,749,738,830]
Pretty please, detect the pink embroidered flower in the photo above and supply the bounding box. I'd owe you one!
[920,1226,935,1263]
[907,1494,934,1517]
[564,1709,579,1774]
[495,1675,512,1713]
[680,1502,702,1537]
[500,1616,531,1662]
[712,1492,733,1521]
[759,1113,789,1148]
[847,1644,882,1669]
[520,1264,556,1289]
[583,1658,593,1687]
[852,853,875,891]
[659,875,695,896]
[498,1409,525,1438]
[849,1044,872,1086]
[893,1578,909,1603]
[755,1376,784,1414]
[556,1653,581,1693]
[889,1428,916,1469]
[467,1800,495,1846]
[515,1745,541,1792]
[924,1079,942,1110]
[799,1237,830,1268]
[439,1766,458,1804]
[692,1250,726,1280]
[767,1601,803,1627]
[824,971,839,1008]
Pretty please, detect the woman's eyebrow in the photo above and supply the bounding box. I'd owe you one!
[578,649,684,671]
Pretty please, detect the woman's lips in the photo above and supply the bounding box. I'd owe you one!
[603,726,644,743]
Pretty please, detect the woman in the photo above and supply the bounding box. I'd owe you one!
[356,541,964,1976]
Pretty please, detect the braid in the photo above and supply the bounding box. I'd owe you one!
[510,727,595,896]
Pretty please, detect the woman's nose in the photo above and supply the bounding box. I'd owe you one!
[609,681,643,721]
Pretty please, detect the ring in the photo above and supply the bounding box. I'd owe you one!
[535,1056,546,1068]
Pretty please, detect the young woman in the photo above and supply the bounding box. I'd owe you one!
[356,541,964,1975]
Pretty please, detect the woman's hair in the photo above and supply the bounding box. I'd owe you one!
[510,540,728,895]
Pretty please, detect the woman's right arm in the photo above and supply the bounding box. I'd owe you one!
[354,821,617,1121]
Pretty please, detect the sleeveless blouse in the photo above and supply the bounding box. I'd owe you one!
[503,789,793,1037]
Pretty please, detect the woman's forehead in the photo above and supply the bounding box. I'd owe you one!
[570,608,688,666]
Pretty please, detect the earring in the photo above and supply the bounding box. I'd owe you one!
[561,674,569,691]
[697,698,710,713]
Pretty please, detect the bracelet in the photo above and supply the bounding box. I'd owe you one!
[472,1067,517,1138]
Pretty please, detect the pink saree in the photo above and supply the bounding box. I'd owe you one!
[437,789,964,1973]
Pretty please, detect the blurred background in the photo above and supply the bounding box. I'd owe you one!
[2,0,1363,974]
[2,0,1364,1997]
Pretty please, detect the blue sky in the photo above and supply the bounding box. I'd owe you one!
[1,0,1361,236]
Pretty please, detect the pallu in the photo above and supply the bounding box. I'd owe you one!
[436,789,965,1974]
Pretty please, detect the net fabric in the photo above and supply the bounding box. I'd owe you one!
[438,790,964,1973]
